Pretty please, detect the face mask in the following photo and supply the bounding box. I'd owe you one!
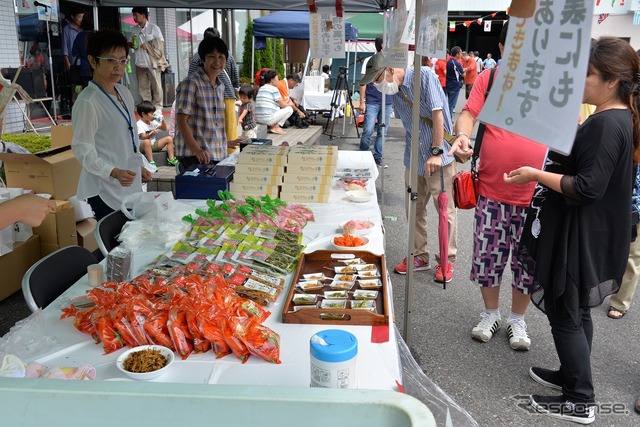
[373,78,399,95]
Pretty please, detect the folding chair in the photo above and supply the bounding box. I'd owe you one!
[94,210,131,258]
[22,245,97,312]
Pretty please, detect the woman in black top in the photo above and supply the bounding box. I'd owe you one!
[504,37,640,424]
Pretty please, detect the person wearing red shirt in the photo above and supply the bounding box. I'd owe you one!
[462,51,478,99]
[434,55,447,89]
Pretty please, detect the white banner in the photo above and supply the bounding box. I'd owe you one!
[594,0,631,14]
[415,0,448,59]
[477,0,594,155]
[309,8,346,59]
[384,1,410,68]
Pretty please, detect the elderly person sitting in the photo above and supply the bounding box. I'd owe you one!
[255,69,293,135]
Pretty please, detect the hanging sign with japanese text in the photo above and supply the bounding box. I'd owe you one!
[477,0,594,155]
[415,0,448,60]
[309,8,345,59]
[384,2,410,68]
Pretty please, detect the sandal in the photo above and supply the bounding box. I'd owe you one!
[607,306,627,319]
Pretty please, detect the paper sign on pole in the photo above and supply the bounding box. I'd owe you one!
[415,0,448,60]
[400,1,416,45]
[309,8,345,59]
[477,0,594,155]
[384,1,410,68]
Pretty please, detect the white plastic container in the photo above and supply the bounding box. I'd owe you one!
[310,329,358,389]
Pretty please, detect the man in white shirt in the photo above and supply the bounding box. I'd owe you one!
[130,7,168,111]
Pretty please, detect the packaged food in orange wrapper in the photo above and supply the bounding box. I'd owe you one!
[111,305,142,348]
[186,309,211,353]
[144,311,174,350]
[198,314,231,359]
[222,316,251,363]
[90,309,124,354]
[234,317,281,364]
[167,309,194,360]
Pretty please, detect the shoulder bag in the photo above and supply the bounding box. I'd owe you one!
[452,67,497,209]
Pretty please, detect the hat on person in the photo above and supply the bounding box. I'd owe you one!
[359,52,386,86]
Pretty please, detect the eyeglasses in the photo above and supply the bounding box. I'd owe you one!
[96,56,129,65]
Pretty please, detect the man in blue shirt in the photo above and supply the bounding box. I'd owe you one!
[445,46,465,116]
[62,6,85,74]
[358,35,392,168]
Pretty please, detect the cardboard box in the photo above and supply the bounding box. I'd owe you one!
[286,153,338,166]
[76,218,98,253]
[280,192,330,203]
[232,173,283,185]
[33,201,78,247]
[234,163,285,176]
[286,164,336,176]
[236,152,288,166]
[0,126,80,200]
[282,173,332,185]
[0,235,41,302]
[229,183,280,197]
[281,182,332,194]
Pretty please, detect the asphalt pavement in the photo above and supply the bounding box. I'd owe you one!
[318,101,640,426]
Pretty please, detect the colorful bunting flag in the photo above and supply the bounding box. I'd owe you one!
[484,20,492,32]
[449,21,455,31]
[597,13,610,24]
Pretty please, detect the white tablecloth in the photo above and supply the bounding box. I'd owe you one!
[32,151,399,390]
[302,90,345,111]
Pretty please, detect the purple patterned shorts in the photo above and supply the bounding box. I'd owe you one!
[470,196,534,294]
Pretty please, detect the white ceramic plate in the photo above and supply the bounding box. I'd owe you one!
[345,190,374,203]
[116,345,174,381]
[339,220,375,236]
[331,235,369,250]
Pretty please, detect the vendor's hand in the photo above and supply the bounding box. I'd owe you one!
[112,168,137,187]
[504,167,538,185]
[141,167,152,183]
[140,43,148,51]
[6,194,55,227]
[448,133,473,162]
[194,149,210,165]
[358,102,366,114]
[425,155,443,176]
[228,138,242,149]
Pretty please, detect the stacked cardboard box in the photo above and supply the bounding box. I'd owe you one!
[280,146,338,203]
[0,126,94,289]
[231,146,288,199]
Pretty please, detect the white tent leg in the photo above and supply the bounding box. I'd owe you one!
[402,0,423,345]
[251,36,255,83]
[380,11,388,215]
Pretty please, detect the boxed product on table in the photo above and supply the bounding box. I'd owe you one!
[237,146,288,166]
[285,164,336,176]
[280,182,331,195]
[0,235,41,302]
[229,183,279,197]
[232,173,283,185]
[234,163,285,176]
[282,174,332,185]
[175,164,235,200]
[0,126,80,200]
[279,192,330,203]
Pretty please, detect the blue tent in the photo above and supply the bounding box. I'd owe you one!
[253,11,358,49]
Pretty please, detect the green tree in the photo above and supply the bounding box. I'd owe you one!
[240,20,254,81]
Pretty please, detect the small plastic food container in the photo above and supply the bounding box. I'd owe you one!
[357,270,380,279]
[324,290,348,299]
[329,280,355,290]
[310,329,358,388]
[359,279,382,289]
[350,300,376,310]
[303,273,325,280]
[353,290,378,300]
[297,280,324,291]
[320,299,347,309]
[334,265,357,274]
[293,294,319,305]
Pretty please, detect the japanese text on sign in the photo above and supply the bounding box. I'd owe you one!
[309,9,346,59]
[478,0,594,155]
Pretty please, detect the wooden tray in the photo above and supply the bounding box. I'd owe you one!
[281,250,390,326]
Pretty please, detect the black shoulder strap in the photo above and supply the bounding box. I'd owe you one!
[471,67,497,168]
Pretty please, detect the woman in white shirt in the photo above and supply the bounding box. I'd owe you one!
[71,29,151,220]
[255,69,293,135]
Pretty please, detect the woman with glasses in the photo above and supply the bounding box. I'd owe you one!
[71,29,152,221]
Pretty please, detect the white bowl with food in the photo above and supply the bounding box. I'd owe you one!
[339,219,375,236]
[345,190,374,203]
[331,234,369,250]
[116,345,174,380]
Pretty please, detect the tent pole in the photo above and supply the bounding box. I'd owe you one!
[251,36,255,83]
[402,0,423,344]
[379,11,388,216]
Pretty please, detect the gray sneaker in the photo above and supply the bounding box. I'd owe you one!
[471,312,501,342]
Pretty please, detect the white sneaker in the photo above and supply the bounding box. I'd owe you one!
[506,318,531,351]
[471,312,501,342]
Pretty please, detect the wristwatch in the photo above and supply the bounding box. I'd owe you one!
[430,146,444,156]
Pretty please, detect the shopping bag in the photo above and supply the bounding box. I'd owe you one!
[452,170,478,209]
[120,191,178,220]
[303,76,324,94]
